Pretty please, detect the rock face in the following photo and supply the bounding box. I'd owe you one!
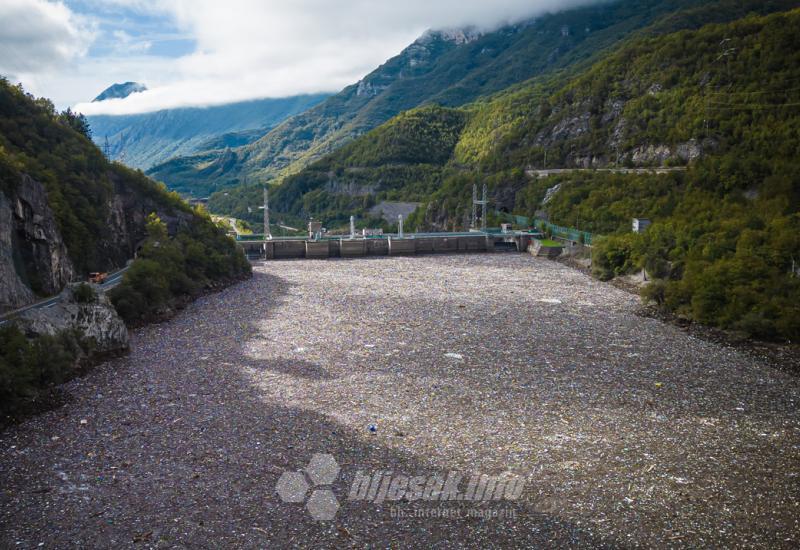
[0,175,74,311]
[98,172,195,268]
[17,284,129,355]
[0,170,195,314]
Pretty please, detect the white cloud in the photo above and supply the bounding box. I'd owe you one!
[112,30,152,54]
[10,0,605,114]
[0,0,94,74]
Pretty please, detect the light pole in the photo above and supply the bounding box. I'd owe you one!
[262,186,271,241]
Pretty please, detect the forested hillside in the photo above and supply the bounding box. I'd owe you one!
[155,0,746,196]
[440,9,800,340]
[0,79,250,313]
[87,93,329,174]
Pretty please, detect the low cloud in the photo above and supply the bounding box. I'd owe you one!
[12,0,606,114]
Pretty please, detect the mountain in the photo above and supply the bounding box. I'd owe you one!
[93,81,147,102]
[0,78,249,314]
[86,93,329,175]
[149,0,730,195]
[226,0,798,223]
[214,2,800,340]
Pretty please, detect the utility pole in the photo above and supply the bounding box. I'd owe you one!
[262,186,271,240]
[481,184,488,231]
[102,135,111,159]
[471,184,478,229]
[472,183,488,230]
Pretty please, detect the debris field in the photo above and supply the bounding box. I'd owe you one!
[1,254,798,547]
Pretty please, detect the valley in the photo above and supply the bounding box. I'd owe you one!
[2,0,800,546]
[1,255,797,546]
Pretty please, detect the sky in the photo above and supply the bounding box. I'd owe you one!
[0,0,602,115]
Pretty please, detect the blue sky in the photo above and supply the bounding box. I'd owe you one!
[65,0,195,59]
[0,0,600,115]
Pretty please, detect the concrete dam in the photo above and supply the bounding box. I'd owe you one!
[236,230,538,260]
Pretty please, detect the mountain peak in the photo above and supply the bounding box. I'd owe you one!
[93,82,147,102]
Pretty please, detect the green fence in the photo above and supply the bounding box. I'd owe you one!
[498,212,593,245]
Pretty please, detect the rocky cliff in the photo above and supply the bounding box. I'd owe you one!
[17,283,129,356]
[0,175,74,311]
[0,170,195,313]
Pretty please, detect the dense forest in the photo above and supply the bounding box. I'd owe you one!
[109,212,251,324]
[0,78,184,275]
[463,10,800,340]
[0,77,250,283]
[509,10,800,340]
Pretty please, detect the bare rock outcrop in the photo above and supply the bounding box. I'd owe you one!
[17,283,129,356]
[0,176,74,312]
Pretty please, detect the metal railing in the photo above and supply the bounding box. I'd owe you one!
[496,213,594,245]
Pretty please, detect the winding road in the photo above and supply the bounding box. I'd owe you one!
[525,167,687,178]
[0,266,130,327]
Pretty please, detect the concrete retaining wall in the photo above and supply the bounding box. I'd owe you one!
[388,238,416,255]
[366,239,389,255]
[273,240,306,259]
[459,236,489,252]
[305,241,330,259]
[328,239,341,257]
[432,237,459,253]
[528,240,563,258]
[340,239,366,257]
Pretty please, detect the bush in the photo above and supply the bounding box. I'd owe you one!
[591,234,640,281]
[0,325,84,417]
[641,279,667,306]
[72,283,95,303]
[110,214,251,324]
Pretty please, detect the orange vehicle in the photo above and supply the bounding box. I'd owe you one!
[89,272,108,284]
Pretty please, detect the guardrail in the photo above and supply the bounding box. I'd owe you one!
[496,212,594,245]
[235,229,542,243]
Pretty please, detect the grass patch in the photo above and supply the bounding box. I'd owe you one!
[538,239,563,247]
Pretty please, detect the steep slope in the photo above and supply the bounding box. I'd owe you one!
[152,0,727,194]
[225,0,798,224]
[268,105,468,228]
[0,79,249,313]
[87,93,329,173]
